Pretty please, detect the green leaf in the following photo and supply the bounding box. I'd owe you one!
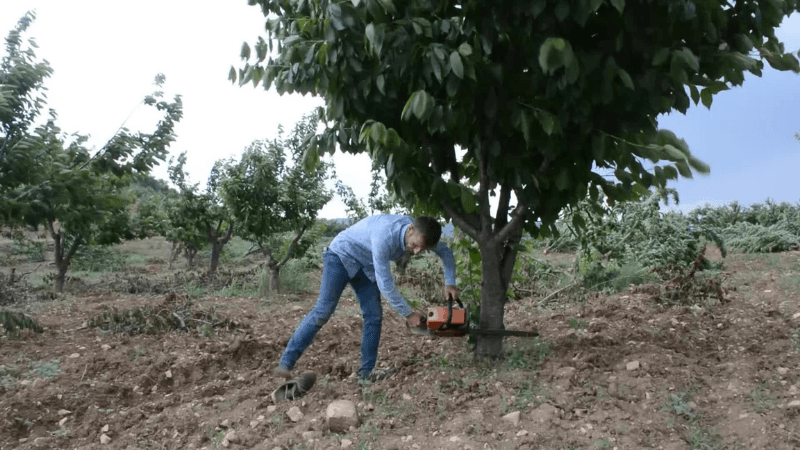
[700,88,713,108]
[376,0,396,14]
[555,170,570,191]
[534,110,557,135]
[519,110,531,146]
[352,0,362,5]
[450,52,464,79]
[652,48,670,66]
[555,1,570,21]
[662,144,686,161]
[365,23,375,48]
[240,42,251,59]
[539,38,568,75]
[228,66,237,83]
[532,0,547,17]
[610,0,625,14]
[401,92,416,120]
[689,85,700,105]
[688,156,710,174]
[674,48,699,72]
[468,247,481,264]
[675,160,693,178]
[458,42,473,57]
[376,74,386,95]
[617,68,634,89]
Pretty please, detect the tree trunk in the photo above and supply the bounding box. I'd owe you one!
[269,263,281,294]
[209,243,223,274]
[474,241,508,359]
[46,222,82,293]
[185,246,197,268]
[55,263,69,293]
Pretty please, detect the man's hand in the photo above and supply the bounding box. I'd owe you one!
[405,311,426,328]
[444,285,460,302]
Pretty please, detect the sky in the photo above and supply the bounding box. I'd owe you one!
[2,1,799,219]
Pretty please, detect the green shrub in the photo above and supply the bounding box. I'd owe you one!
[721,222,799,253]
[280,259,309,293]
[72,245,128,272]
[12,239,45,262]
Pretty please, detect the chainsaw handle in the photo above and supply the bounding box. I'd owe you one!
[439,295,465,331]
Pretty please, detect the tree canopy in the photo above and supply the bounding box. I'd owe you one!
[237,0,799,357]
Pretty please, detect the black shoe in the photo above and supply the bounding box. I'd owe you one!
[358,367,397,384]
[271,372,316,402]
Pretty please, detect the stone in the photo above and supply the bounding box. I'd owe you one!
[327,400,359,433]
[33,437,49,447]
[250,420,260,428]
[530,403,559,424]
[787,400,800,409]
[402,393,412,401]
[267,405,277,413]
[287,406,304,422]
[59,417,68,427]
[224,430,239,444]
[626,361,640,371]
[516,430,529,437]
[165,370,173,379]
[101,424,109,433]
[449,436,461,442]
[501,411,521,426]
[57,409,71,416]
[220,419,230,428]
[69,353,80,359]
[778,367,789,376]
[292,305,304,311]
[100,434,111,444]
[341,438,353,449]
[101,344,111,351]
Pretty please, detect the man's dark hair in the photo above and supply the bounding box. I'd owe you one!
[413,216,442,247]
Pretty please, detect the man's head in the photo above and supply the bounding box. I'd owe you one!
[405,216,442,255]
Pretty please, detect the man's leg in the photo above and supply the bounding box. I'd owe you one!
[278,251,349,372]
[349,270,383,378]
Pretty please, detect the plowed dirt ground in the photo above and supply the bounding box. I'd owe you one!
[2,243,799,450]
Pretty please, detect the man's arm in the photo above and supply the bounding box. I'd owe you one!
[372,239,413,317]
[431,241,457,287]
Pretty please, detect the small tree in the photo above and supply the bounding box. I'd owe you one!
[1,13,183,291]
[166,152,233,273]
[238,0,799,358]
[219,113,333,293]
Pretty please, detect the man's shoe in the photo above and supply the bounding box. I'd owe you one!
[273,365,292,380]
[358,367,397,384]
[271,372,317,402]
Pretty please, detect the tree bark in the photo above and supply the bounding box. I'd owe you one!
[206,220,234,274]
[268,261,281,294]
[185,245,197,268]
[46,221,81,293]
[474,241,508,359]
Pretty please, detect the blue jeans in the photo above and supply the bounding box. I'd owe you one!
[279,250,383,378]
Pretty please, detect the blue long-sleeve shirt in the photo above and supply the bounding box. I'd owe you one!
[328,215,457,317]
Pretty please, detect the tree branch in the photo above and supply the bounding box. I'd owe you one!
[442,200,480,241]
[277,224,307,268]
[475,145,492,239]
[65,233,83,263]
[492,203,528,246]
[220,222,234,245]
[494,184,511,232]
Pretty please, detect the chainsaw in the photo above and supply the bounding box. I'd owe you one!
[409,297,539,338]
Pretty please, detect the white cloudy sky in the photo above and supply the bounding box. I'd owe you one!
[1,0,370,218]
[3,1,800,220]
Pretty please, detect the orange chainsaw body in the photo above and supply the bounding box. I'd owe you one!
[426,306,469,336]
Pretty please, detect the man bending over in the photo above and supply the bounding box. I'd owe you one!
[274,215,459,383]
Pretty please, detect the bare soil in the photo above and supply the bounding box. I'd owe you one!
[1,239,799,450]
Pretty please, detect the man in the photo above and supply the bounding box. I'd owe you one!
[274,215,459,383]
